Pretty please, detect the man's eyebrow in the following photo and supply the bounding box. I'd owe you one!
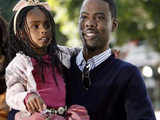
[95,12,105,15]
[81,11,89,15]
[81,11,105,15]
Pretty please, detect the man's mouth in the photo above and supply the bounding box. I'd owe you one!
[86,32,96,36]
[84,31,97,39]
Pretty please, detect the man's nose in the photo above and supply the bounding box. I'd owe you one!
[85,18,96,28]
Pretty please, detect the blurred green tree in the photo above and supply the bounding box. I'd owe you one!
[0,0,18,21]
[140,0,160,52]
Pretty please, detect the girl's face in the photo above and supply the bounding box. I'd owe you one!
[25,7,52,53]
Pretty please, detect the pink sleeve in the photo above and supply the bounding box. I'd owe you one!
[24,93,32,106]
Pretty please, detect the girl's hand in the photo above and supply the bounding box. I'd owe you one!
[25,93,46,114]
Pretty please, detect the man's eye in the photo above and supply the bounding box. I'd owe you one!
[81,15,87,20]
[98,16,105,20]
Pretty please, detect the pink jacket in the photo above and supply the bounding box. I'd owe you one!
[5,46,80,113]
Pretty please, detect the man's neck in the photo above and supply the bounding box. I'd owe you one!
[83,47,108,61]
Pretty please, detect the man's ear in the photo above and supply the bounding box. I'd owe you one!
[112,19,118,32]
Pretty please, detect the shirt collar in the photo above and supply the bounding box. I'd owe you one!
[76,48,111,71]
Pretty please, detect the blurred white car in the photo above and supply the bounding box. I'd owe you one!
[155,111,160,120]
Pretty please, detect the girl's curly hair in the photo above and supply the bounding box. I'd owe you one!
[0,16,8,94]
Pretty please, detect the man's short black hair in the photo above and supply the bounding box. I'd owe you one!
[103,0,117,18]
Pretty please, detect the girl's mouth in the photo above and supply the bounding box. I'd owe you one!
[40,37,49,42]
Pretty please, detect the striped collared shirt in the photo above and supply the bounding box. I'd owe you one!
[76,48,112,71]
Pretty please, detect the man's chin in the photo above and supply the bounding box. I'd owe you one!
[85,45,98,51]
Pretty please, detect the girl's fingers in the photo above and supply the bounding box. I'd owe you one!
[27,102,34,113]
[26,94,46,113]
[27,99,38,113]
[26,102,32,113]
[43,104,47,110]
[35,97,44,112]
[32,98,40,111]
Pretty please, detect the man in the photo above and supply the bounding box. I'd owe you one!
[66,0,156,120]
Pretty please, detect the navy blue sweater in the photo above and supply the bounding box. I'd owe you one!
[66,55,156,120]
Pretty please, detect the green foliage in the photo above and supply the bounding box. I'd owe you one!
[140,0,160,52]
[0,0,18,21]
[47,0,81,46]
[116,0,148,45]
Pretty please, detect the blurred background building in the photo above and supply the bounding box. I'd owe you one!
[118,40,160,110]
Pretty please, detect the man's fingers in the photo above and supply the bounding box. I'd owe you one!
[70,111,81,120]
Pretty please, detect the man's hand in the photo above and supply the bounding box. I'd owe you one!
[25,94,46,114]
[111,49,120,58]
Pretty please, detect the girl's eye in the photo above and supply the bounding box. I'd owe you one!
[33,25,39,29]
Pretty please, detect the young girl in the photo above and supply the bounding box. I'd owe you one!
[6,0,89,120]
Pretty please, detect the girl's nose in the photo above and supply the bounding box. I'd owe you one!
[41,31,47,35]
[41,27,47,35]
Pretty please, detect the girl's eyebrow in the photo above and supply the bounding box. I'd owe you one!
[29,20,49,24]
[29,21,40,24]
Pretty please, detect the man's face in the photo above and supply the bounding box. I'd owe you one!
[79,0,117,52]
[26,8,52,49]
